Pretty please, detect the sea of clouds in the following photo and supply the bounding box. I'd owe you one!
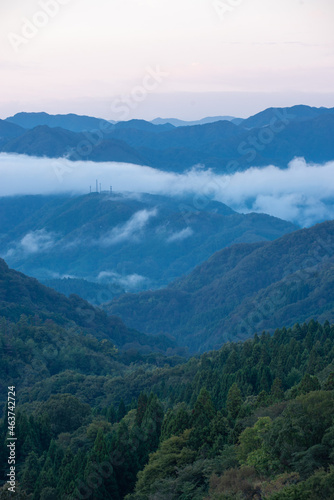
[1,153,334,227]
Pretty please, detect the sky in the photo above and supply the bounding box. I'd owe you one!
[1,0,334,120]
[1,153,334,227]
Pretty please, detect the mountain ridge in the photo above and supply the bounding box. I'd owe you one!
[151,115,241,127]
[0,193,297,293]
[2,105,334,172]
[5,111,114,133]
[107,220,334,352]
[0,257,176,353]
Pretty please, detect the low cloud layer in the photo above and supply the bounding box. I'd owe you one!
[167,227,194,243]
[97,271,150,292]
[100,209,158,246]
[5,229,56,258]
[1,153,334,227]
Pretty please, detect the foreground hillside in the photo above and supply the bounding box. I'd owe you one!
[1,249,333,498]
[1,318,333,499]
[108,220,334,352]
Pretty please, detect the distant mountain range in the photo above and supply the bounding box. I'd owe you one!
[151,116,243,127]
[1,105,334,171]
[0,120,25,147]
[0,124,146,164]
[6,112,241,130]
[5,111,116,133]
[241,104,334,129]
[107,220,334,353]
[0,193,297,296]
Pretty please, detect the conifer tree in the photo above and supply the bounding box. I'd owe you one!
[271,378,284,400]
[298,374,321,394]
[226,383,242,420]
[192,388,216,428]
[107,404,117,424]
[324,372,334,391]
[21,451,41,494]
[135,393,148,427]
[117,399,126,422]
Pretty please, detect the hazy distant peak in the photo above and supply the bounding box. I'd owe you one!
[5,111,113,133]
[151,116,240,127]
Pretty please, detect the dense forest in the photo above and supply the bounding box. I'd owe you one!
[1,220,334,498]
[1,317,334,499]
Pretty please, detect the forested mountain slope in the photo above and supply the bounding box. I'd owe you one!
[108,220,334,352]
[1,319,334,499]
[0,258,176,355]
[1,193,297,292]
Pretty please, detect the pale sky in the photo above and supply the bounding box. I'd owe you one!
[1,0,334,120]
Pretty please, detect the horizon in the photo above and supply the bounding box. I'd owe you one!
[1,0,334,120]
[2,101,334,123]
